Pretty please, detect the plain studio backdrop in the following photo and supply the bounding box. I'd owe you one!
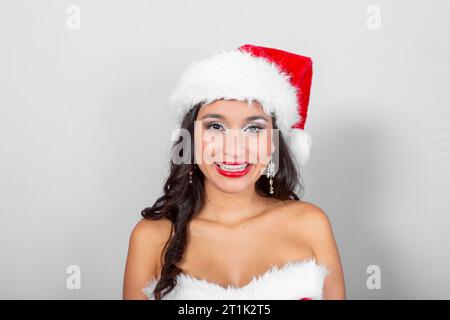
[0,0,449,299]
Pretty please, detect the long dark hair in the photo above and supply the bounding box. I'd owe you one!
[141,102,304,299]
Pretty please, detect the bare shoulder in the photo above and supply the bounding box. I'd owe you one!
[279,200,334,242]
[129,217,173,245]
[123,218,173,299]
[277,200,346,299]
[282,199,330,222]
[127,217,173,273]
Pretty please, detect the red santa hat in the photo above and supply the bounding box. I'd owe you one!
[169,44,313,168]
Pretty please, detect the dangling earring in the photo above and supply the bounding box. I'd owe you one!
[188,168,193,184]
[266,158,276,194]
[188,164,197,184]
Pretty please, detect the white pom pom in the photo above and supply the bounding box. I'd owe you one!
[286,129,312,167]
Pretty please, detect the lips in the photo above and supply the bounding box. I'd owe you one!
[215,161,252,177]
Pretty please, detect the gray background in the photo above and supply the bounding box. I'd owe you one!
[1,0,449,299]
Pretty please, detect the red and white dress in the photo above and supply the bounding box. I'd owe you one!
[143,257,329,300]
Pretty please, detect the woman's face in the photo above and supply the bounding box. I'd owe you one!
[194,99,275,193]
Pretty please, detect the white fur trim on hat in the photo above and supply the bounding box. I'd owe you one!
[169,48,301,134]
[286,128,312,167]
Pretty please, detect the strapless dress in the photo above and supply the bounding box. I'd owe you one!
[142,257,329,300]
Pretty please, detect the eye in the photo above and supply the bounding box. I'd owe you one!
[244,124,265,134]
[206,121,225,131]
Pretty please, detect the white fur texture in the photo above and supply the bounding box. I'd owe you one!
[142,257,329,300]
[169,48,301,135]
[286,128,312,167]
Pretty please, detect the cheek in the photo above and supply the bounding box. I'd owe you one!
[247,134,271,165]
[198,132,224,164]
[247,136,259,163]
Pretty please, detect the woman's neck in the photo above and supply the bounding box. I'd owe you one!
[195,180,275,226]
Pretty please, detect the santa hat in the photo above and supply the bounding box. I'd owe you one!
[169,44,313,168]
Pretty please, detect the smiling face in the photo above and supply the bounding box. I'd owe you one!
[194,99,276,194]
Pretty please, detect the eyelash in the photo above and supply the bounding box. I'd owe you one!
[206,121,265,133]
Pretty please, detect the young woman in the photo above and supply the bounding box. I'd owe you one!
[123,44,346,300]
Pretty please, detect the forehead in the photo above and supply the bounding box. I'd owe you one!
[197,99,271,121]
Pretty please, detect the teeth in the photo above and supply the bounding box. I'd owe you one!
[217,163,248,171]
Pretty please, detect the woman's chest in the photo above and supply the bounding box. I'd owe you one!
[168,222,315,289]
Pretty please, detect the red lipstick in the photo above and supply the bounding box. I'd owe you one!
[215,162,252,177]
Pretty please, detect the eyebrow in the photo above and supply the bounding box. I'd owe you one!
[200,114,268,122]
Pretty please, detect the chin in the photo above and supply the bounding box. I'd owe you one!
[214,180,254,194]
[207,162,262,193]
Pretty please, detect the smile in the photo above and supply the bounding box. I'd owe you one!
[215,161,252,177]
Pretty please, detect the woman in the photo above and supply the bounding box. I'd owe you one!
[123,44,346,300]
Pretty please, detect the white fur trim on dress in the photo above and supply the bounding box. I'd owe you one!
[169,48,301,135]
[142,257,329,300]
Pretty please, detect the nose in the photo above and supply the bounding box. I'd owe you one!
[222,128,247,163]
